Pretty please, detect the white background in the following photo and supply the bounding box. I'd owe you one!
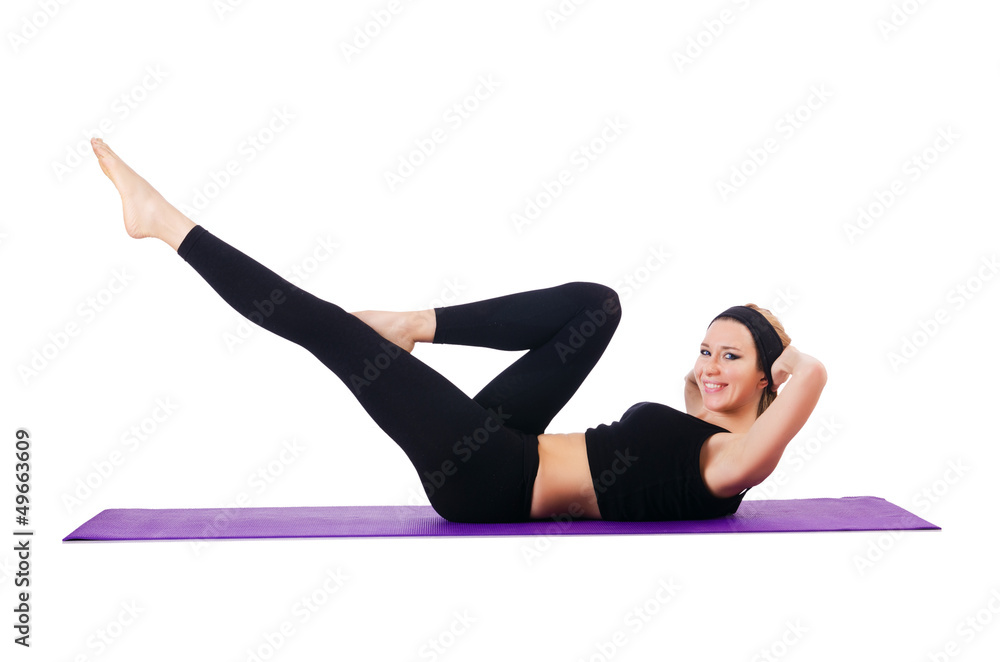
[3,0,999,660]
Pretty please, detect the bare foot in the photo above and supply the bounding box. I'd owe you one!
[91,137,195,250]
[350,309,436,353]
[351,310,416,353]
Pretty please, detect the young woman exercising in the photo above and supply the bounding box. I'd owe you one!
[91,137,827,524]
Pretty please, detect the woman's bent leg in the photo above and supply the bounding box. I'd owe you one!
[433,282,621,435]
[177,225,536,522]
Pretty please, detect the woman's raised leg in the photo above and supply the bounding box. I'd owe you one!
[431,283,622,435]
[91,138,539,523]
[354,284,622,435]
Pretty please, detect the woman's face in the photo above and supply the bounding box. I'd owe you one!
[695,318,768,413]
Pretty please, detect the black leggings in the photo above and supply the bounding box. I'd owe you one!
[177,225,621,522]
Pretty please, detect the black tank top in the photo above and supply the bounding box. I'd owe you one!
[584,402,749,521]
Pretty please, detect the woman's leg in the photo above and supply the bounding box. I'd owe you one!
[432,283,622,435]
[92,138,537,523]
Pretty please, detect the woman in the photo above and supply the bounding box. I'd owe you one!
[90,137,827,524]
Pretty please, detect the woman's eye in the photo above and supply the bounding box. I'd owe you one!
[725,353,739,360]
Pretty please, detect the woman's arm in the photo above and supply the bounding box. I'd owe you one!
[732,346,828,488]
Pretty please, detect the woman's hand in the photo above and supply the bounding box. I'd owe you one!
[768,345,824,392]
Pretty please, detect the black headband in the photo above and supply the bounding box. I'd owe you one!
[710,306,784,389]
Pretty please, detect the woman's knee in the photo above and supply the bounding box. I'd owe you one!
[563,282,621,326]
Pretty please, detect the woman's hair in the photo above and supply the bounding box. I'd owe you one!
[741,303,791,417]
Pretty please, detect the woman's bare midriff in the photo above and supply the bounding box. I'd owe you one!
[530,433,602,520]
[530,430,744,520]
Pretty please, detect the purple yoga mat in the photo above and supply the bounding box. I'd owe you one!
[63,497,938,541]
